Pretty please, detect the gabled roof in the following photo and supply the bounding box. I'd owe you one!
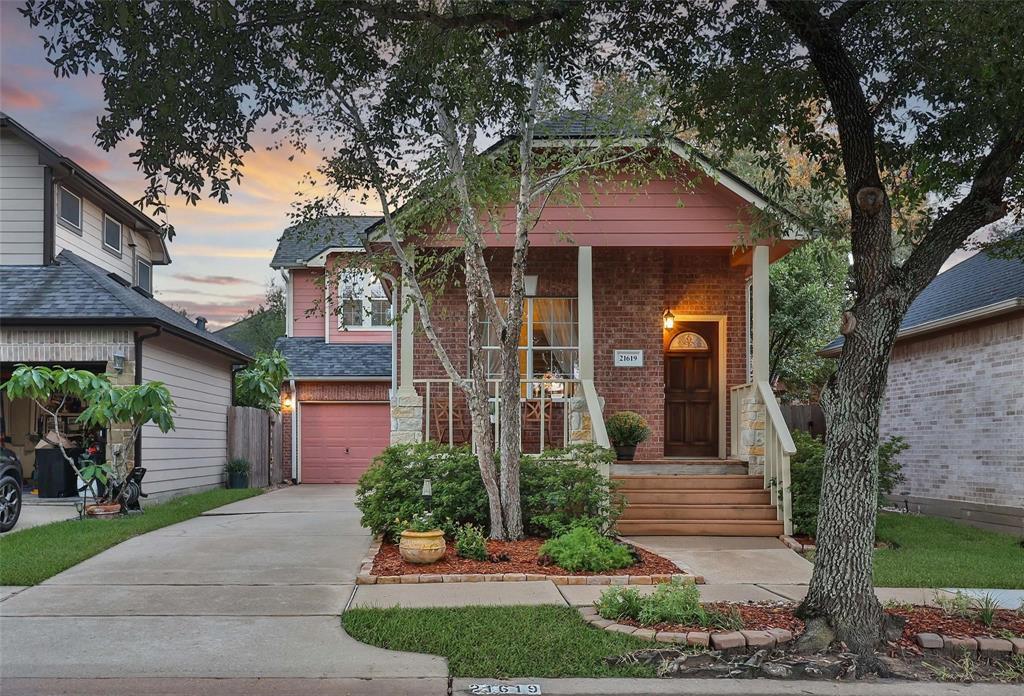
[273,337,390,379]
[270,216,382,268]
[0,250,250,361]
[0,112,171,265]
[822,250,1024,354]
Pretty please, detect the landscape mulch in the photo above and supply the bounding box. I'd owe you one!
[371,537,681,577]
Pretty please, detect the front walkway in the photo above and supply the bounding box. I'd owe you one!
[0,485,446,692]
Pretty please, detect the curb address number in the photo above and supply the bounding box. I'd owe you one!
[469,685,541,695]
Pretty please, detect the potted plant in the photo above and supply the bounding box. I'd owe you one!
[398,511,446,564]
[605,411,651,461]
[225,458,250,489]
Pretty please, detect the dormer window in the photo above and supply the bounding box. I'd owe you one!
[136,258,153,294]
[103,214,122,255]
[58,186,81,230]
[339,272,391,329]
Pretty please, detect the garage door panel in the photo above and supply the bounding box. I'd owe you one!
[300,403,390,483]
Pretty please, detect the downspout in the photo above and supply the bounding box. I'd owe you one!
[133,327,162,469]
[379,272,399,398]
[289,378,298,483]
[42,167,55,265]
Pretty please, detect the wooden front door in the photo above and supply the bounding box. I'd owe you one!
[664,322,718,457]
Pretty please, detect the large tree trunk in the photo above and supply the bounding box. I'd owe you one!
[795,289,906,656]
[498,296,526,540]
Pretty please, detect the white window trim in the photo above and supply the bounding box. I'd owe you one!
[57,186,82,231]
[481,297,580,380]
[102,213,123,255]
[338,272,391,330]
[136,258,153,293]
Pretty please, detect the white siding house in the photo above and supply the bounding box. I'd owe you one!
[0,129,45,265]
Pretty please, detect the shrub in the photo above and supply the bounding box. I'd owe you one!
[355,442,487,541]
[521,444,623,537]
[356,442,622,541]
[225,458,250,474]
[605,411,651,447]
[539,526,634,572]
[790,430,907,536]
[401,511,438,533]
[455,523,488,561]
[594,586,644,621]
[596,580,745,630]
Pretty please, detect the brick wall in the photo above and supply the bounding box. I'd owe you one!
[880,314,1024,512]
[0,327,134,363]
[281,380,391,482]
[404,247,749,459]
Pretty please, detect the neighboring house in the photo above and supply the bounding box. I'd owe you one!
[823,250,1024,534]
[0,113,250,499]
[273,113,802,536]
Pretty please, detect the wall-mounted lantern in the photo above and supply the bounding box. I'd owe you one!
[662,310,675,330]
[282,393,294,411]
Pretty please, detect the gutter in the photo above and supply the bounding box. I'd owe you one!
[133,327,162,469]
[42,167,55,265]
[820,298,1024,357]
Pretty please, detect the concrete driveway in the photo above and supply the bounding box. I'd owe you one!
[0,485,447,694]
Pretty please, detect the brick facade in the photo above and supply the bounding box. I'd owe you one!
[880,314,1024,523]
[403,247,750,459]
[281,380,390,482]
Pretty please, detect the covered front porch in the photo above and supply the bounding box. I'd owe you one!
[388,244,795,534]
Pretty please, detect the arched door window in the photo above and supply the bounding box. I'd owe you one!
[669,331,709,351]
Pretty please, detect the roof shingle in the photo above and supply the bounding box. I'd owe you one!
[270,216,382,268]
[274,336,391,378]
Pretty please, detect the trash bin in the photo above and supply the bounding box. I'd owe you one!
[35,448,80,498]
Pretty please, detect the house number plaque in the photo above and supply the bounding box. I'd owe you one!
[613,349,644,367]
[469,685,541,695]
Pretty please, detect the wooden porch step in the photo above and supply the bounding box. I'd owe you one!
[613,474,763,491]
[617,489,771,505]
[619,504,779,521]
[615,519,785,536]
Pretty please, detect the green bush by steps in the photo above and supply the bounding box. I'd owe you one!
[596,580,743,630]
[790,430,907,536]
[355,442,622,541]
[539,526,634,572]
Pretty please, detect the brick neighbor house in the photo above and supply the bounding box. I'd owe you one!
[824,249,1023,534]
[0,113,251,500]
[272,114,803,535]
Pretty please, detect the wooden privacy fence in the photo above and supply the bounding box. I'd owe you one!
[779,403,826,439]
[227,405,274,487]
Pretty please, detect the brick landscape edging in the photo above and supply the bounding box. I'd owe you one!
[355,538,705,586]
[915,632,1024,655]
[577,606,794,649]
[780,535,815,553]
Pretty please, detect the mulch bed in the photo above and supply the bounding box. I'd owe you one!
[371,537,681,577]
[615,602,1023,653]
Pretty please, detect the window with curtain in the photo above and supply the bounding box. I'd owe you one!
[480,298,579,383]
[338,272,391,329]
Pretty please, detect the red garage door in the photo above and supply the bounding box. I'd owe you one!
[300,403,390,483]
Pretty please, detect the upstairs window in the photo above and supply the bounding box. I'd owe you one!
[136,258,153,294]
[103,214,122,254]
[58,187,81,230]
[338,272,391,329]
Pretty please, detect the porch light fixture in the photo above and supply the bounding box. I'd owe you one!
[282,394,294,411]
[111,351,126,374]
[662,310,675,330]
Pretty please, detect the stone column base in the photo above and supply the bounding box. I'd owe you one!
[390,390,424,445]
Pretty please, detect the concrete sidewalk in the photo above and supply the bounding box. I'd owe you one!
[0,485,447,682]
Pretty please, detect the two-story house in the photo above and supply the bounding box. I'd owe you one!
[0,113,250,500]
[273,114,802,536]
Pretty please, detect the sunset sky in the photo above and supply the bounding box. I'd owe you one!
[0,3,365,328]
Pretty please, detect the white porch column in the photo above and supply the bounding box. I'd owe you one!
[751,245,770,384]
[578,246,595,381]
[391,281,423,444]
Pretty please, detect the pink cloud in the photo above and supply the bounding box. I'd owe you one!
[173,274,250,285]
[161,295,267,329]
[49,139,113,173]
[0,82,45,110]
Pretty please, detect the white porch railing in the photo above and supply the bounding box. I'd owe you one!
[731,380,796,535]
[413,377,608,454]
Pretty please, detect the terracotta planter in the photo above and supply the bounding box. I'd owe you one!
[399,529,446,564]
[85,503,121,518]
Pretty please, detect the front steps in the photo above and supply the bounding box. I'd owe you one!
[611,458,747,476]
[614,471,784,537]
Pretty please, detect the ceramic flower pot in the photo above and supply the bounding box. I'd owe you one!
[399,529,446,564]
[85,503,121,518]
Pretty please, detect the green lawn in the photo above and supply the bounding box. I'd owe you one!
[872,513,1024,589]
[0,488,262,586]
[342,605,656,678]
